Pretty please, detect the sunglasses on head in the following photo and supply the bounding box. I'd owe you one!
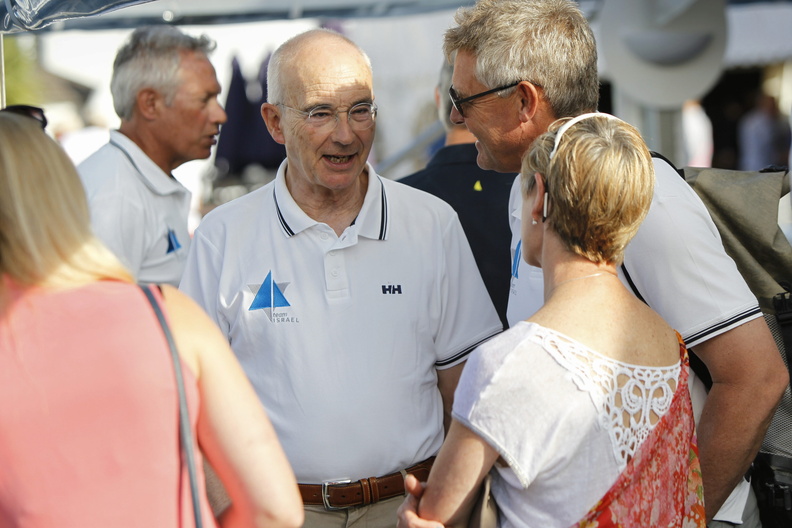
[1,105,48,129]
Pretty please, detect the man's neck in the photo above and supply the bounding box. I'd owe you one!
[285,167,369,236]
[117,123,176,176]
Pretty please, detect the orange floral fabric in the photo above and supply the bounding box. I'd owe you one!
[575,333,706,528]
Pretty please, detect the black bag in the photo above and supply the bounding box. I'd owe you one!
[752,452,792,527]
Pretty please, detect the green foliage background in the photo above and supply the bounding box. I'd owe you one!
[2,36,42,105]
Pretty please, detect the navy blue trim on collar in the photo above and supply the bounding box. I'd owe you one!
[273,190,295,237]
[273,174,389,240]
[110,138,147,179]
[378,179,388,241]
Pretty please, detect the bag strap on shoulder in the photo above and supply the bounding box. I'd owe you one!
[140,284,204,528]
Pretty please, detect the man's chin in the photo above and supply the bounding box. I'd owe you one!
[474,142,494,171]
[474,144,520,174]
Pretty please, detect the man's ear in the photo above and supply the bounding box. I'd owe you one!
[136,88,161,121]
[516,81,542,123]
[261,103,286,145]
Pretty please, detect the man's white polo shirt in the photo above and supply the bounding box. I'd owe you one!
[79,130,191,286]
[505,156,762,522]
[180,161,502,483]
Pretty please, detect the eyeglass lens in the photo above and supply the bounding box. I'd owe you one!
[290,102,377,131]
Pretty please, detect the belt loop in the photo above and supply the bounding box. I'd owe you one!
[370,476,380,503]
[360,477,372,505]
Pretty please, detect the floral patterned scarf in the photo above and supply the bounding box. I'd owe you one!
[575,334,706,528]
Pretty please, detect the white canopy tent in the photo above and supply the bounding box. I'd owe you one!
[3,0,791,172]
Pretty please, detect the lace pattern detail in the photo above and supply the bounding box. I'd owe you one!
[535,327,680,469]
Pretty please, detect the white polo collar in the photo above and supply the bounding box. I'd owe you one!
[107,130,186,196]
[273,159,389,241]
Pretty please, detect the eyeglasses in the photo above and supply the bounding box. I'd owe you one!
[0,104,48,129]
[449,81,535,118]
[278,102,377,132]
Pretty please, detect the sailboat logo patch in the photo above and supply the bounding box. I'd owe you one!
[248,271,298,323]
[166,229,182,253]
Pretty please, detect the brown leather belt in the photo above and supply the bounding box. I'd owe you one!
[299,457,435,510]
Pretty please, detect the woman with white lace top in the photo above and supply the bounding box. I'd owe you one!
[397,113,706,528]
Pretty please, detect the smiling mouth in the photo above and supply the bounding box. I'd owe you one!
[326,154,354,164]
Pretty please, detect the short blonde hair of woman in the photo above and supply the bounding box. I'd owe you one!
[0,113,133,288]
[522,115,655,265]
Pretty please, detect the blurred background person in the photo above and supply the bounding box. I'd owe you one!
[682,99,713,167]
[0,110,302,528]
[400,61,516,329]
[79,25,227,286]
[738,93,790,171]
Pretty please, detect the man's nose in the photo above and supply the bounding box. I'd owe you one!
[449,105,464,126]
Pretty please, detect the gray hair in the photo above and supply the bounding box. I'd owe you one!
[443,0,599,119]
[111,26,216,121]
[267,28,373,105]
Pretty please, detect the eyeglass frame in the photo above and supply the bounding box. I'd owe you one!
[449,80,541,118]
[277,101,378,131]
[0,104,48,129]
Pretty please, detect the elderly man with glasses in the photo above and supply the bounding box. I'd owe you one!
[179,28,502,528]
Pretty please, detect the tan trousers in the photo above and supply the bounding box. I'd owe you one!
[302,494,404,528]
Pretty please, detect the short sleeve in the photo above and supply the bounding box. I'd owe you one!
[433,212,503,369]
[452,324,597,489]
[620,159,761,347]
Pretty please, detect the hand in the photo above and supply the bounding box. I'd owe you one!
[397,474,444,528]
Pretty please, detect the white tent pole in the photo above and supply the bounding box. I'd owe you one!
[0,34,5,108]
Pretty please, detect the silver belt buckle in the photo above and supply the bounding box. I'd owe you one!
[322,478,352,510]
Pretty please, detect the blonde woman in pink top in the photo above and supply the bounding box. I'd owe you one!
[0,110,304,528]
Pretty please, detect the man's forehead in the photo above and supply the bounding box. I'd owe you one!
[296,84,373,108]
[286,63,373,103]
[177,56,221,93]
[450,50,480,91]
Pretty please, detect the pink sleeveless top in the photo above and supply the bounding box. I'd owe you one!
[0,279,216,527]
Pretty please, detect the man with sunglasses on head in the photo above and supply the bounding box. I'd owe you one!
[398,1,786,527]
[179,28,501,528]
[78,26,227,287]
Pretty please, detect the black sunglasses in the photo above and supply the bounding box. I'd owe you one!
[1,104,48,129]
[448,81,521,118]
[449,80,545,118]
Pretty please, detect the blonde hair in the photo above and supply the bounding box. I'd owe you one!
[0,113,133,288]
[522,114,654,265]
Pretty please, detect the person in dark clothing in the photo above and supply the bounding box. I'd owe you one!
[400,61,515,329]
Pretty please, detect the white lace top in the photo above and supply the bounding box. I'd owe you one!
[453,321,682,528]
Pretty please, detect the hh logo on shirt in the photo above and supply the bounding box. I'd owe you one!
[248,271,298,323]
[166,229,182,253]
